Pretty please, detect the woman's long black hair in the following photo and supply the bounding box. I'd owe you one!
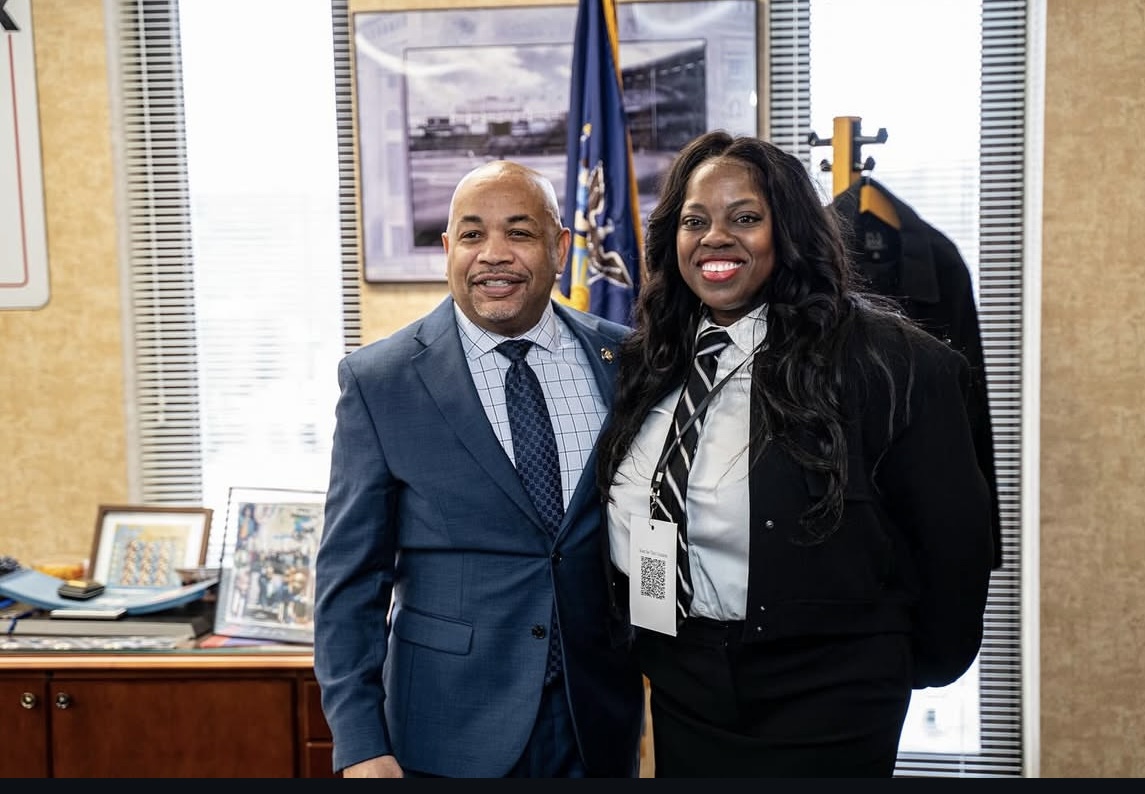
[596,130,910,540]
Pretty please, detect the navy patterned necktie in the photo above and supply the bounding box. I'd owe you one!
[496,339,564,684]
[651,327,732,626]
[496,340,564,530]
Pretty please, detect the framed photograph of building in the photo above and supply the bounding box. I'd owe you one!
[89,505,213,588]
[213,487,326,645]
[353,0,758,282]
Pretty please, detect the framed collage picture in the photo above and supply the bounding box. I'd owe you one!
[89,505,213,588]
[213,486,326,645]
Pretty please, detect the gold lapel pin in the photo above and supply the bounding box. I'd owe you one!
[601,347,614,363]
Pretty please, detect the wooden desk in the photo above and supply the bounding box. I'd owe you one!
[0,651,333,778]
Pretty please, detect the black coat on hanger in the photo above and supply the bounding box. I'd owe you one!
[831,177,1003,570]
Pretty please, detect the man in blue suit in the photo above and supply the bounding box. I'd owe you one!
[313,160,644,777]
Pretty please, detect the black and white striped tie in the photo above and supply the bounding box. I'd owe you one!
[651,326,732,626]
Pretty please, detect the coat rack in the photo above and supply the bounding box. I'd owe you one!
[808,116,900,229]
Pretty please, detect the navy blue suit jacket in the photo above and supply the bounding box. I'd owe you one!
[314,297,643,777]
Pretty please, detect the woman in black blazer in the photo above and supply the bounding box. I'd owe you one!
[596,131,994,777]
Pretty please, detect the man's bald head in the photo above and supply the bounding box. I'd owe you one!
[447,160,563,233]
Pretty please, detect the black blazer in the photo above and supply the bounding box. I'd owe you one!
[740,320,993,689]
[831,179,1003,570]
[608,318,994,691]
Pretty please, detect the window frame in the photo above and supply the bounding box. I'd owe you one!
[768,0,1035,777]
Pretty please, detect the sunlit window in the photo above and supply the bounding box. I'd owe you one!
[177,0,344,540]
[810,0,984,757]
[806,0,1024,769]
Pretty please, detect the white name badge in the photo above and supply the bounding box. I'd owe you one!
[628,515,680,636]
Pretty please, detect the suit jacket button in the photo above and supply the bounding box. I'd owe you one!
[764,519,775,530]
[551,551,562,564]
[532,625,547,639]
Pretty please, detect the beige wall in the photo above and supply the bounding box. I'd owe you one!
[3,0,1144,777]
[0,0,126,568]
[1040,0,1145,778]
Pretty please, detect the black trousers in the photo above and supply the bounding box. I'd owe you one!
[637,618,913,778]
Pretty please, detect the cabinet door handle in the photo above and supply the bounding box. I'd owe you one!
[20,691,38,709]
[54,692,72,710]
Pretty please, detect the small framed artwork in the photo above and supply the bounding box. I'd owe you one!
[89,505,213,588]
[213,486,326,645]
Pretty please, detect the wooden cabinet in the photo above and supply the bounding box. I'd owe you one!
[0,675,50,777]
[0,652,332,778]
[300,676,336,778]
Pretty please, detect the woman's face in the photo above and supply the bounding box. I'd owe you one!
[675,157,775,326]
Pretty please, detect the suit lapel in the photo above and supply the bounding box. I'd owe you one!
[411,300,540,525]
[411,300,625,537]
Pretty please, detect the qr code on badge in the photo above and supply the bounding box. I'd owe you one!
[639,555,667,600]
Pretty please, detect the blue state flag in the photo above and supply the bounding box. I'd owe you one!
[559,0,642,326]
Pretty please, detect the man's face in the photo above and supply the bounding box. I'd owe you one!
[443,166,569,338]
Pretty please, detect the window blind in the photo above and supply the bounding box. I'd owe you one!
[331,0,362,353]
[107,0,203,506]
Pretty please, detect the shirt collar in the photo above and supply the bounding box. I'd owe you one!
[454,301,559,360]
[698,304,768,356]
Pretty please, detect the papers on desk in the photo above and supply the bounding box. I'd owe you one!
[0,568,217,615]
[0,634,189,652]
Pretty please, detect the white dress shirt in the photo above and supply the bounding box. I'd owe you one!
[608,306,767,621]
